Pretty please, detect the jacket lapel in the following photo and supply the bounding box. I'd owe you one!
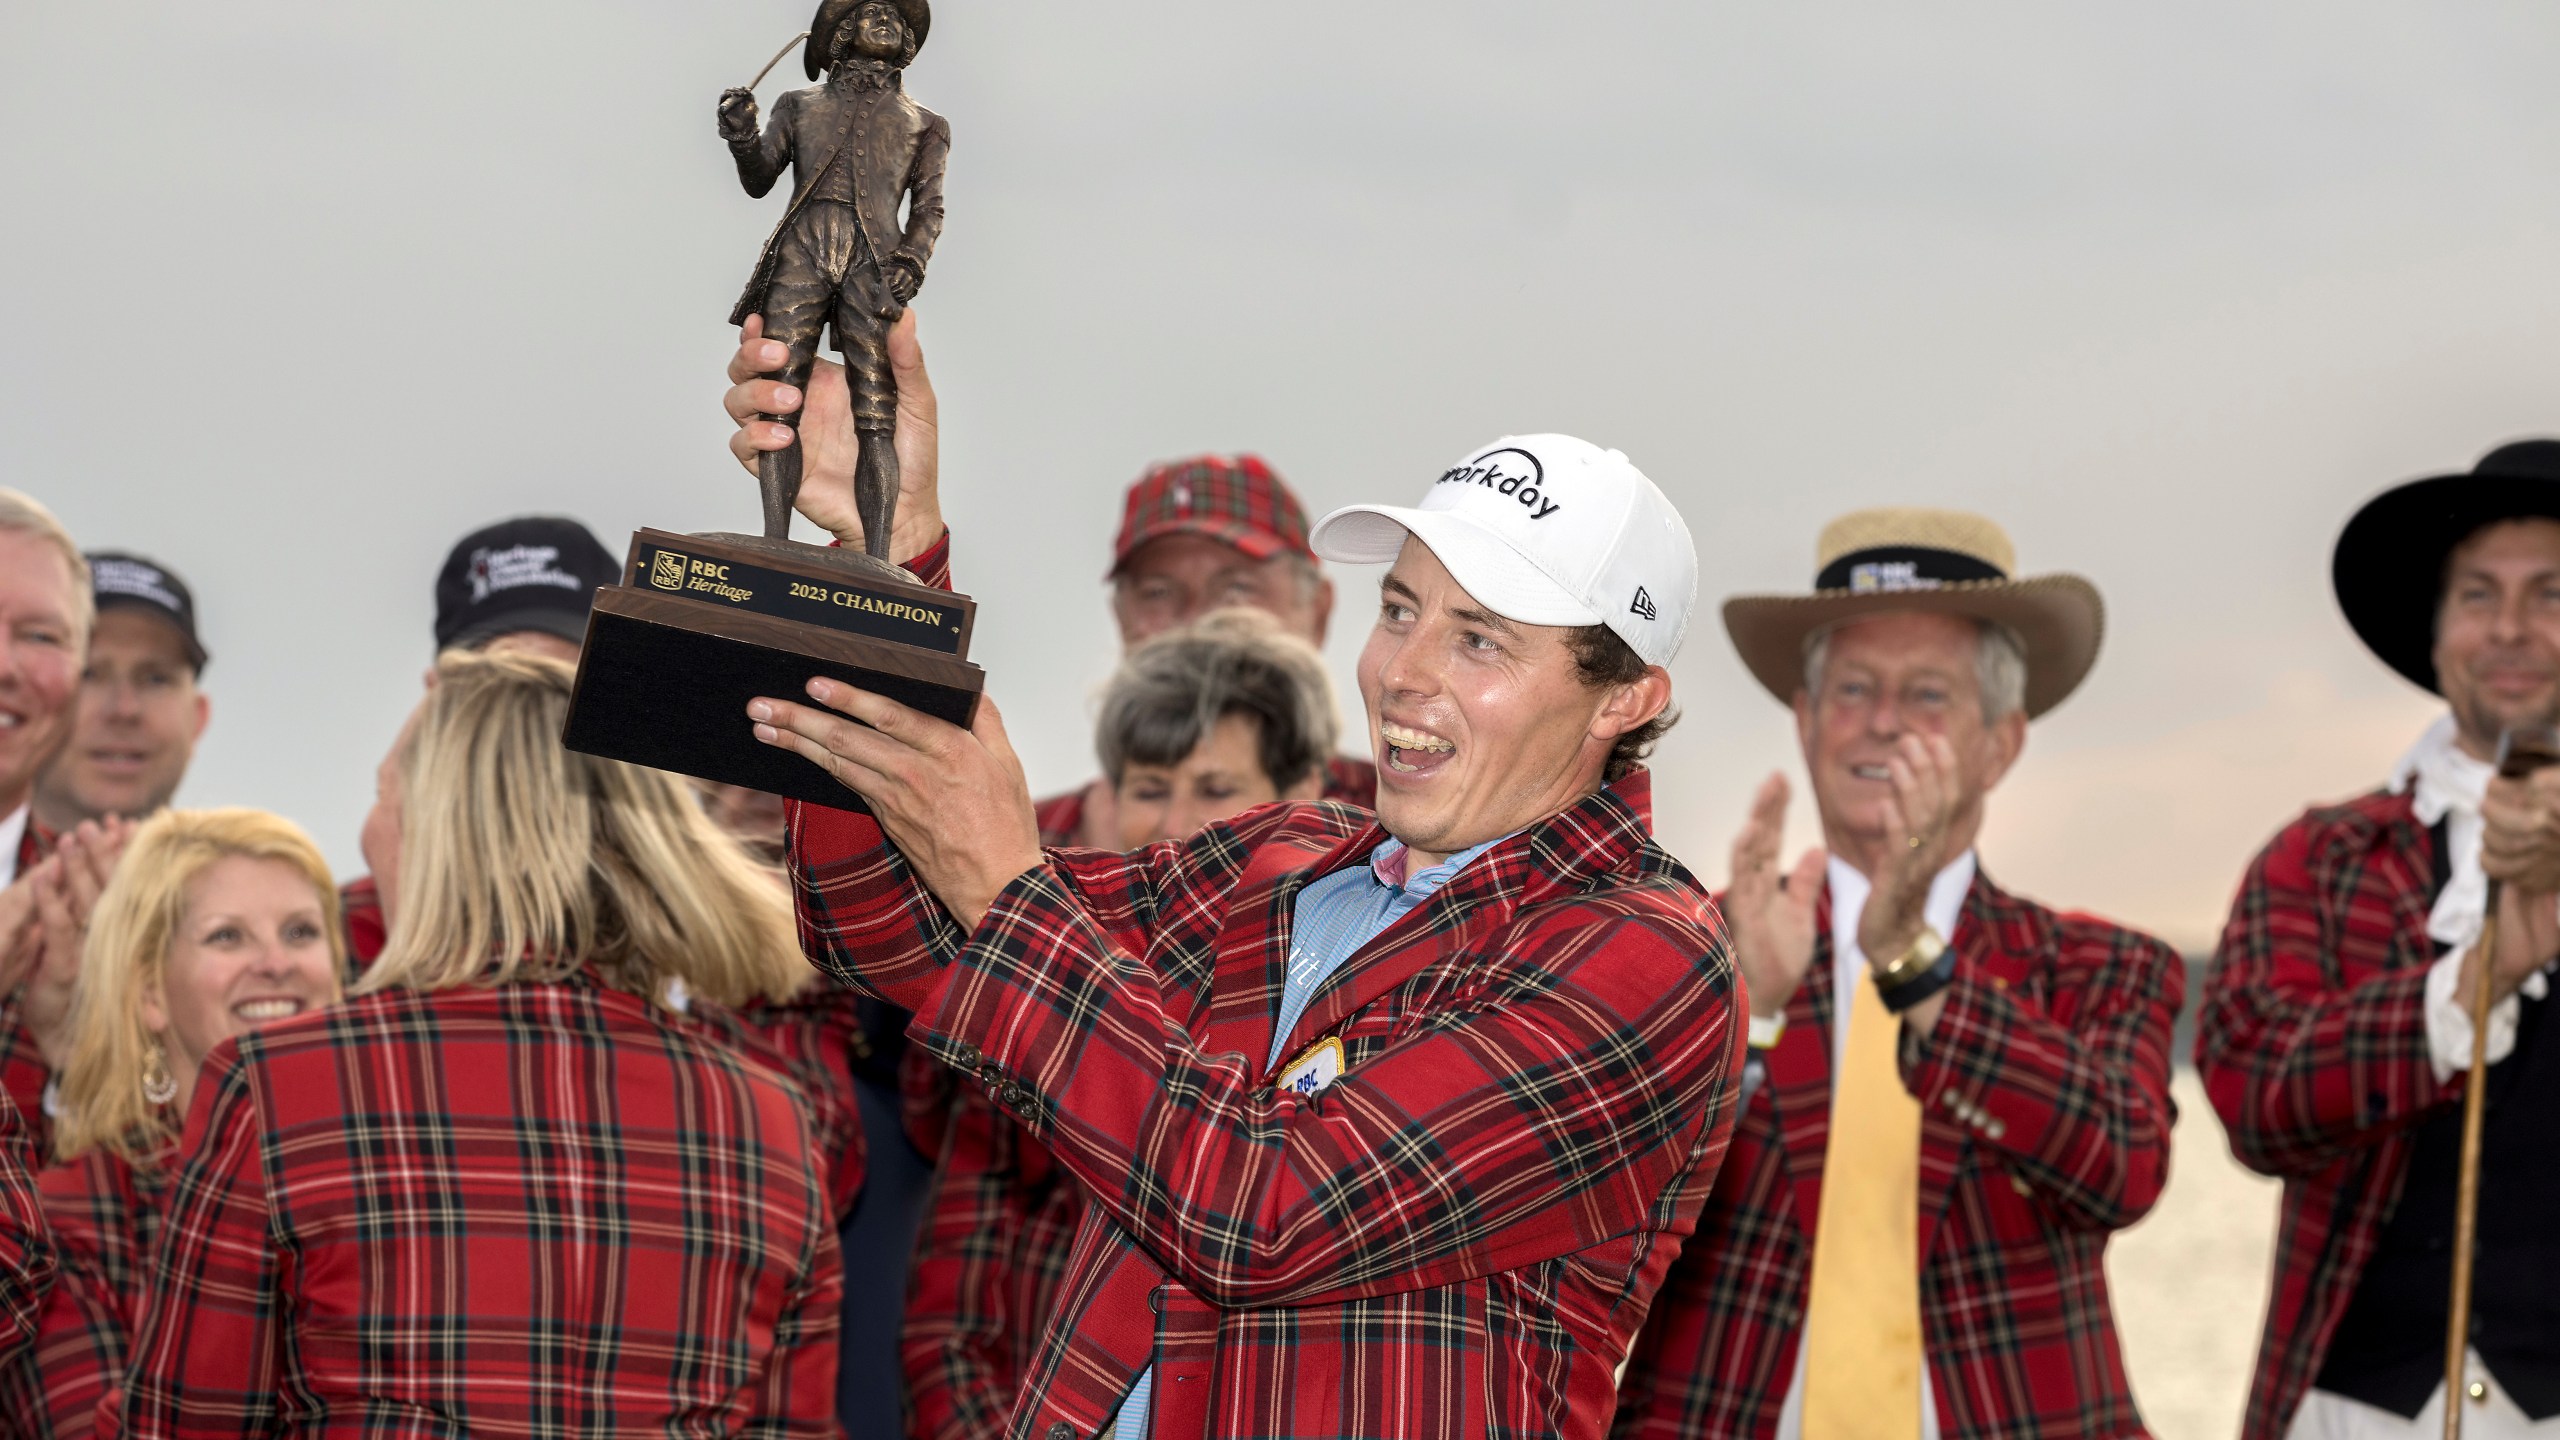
[1763,883,1837,1240]
[1264,779,1655,1076]
[1197,817,1376,1069]
[1915,873,2021,1261]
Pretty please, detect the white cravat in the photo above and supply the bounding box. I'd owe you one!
[1771,850,1977,1440]
[2388,716,2551,1081]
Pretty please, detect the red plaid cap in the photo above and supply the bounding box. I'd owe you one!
[1108,455,1316,577]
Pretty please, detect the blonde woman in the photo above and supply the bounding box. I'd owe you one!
[120,649,844,1436]
[0,808,343,1438]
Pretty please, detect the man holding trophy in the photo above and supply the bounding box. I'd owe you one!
[723,329,1745,1437]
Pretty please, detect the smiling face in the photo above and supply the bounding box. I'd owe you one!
[35,608,207,824]
[1114,711,1319,849]
[0,528,83,814]
[1356,538,1668,868]
[1794,611,2025,871]
[1111,534,1331,650]
[141,853,341,1113]
[2434,518,2560,759]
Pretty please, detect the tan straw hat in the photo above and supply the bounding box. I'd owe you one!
[1721,507,2104,718]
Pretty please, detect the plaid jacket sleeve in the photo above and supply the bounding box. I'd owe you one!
[0,1090,54,1368]
[1899,913,2185,1231]
[114,1052,285,1439]
[917,847,1738,1310]
[2196,803,2448,1177]
[902,1088,1076,1440]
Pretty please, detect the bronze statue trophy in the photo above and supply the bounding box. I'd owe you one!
[560,0,979,810]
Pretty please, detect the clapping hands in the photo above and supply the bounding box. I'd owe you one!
[0,818,135,1065]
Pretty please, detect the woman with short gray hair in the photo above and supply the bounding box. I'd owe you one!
[1094,607,1339,850]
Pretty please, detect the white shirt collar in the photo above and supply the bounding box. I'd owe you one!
[1827,850,1977,963]
[0,804,25,888]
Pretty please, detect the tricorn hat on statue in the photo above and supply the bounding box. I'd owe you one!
[2333,439,2560,695]
[1722,507,2105,719]
[805,0,931,80]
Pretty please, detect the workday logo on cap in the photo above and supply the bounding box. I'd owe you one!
[1435,446,1565,523]
[1308,433,1699,668]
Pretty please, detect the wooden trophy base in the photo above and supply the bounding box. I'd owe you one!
[562,529,982,811]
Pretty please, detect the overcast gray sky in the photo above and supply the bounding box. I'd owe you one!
[10,1,2559,950]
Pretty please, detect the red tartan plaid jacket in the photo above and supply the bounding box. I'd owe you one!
[1,819,59,1163]
[2194,790,2460,1440]
[898,761,1392,1438]
[0,1145,168,1439]
[0,1089,53,1374]
[339,873,869,1224]
[792,781,1740,1440]
[687,984,872,1224]
[107,971,845,1439]
[1612,871,2183,1440]
[791,594,1740,1440]
[903,1083,1087,1440]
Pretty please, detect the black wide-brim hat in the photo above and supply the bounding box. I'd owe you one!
[2333,439,2560,694]
[805,0,930,80]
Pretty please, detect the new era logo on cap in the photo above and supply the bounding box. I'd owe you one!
[1307,434,1698,668]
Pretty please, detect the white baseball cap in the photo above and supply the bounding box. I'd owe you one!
[1309,434,1698,667]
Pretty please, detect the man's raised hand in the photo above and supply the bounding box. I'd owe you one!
[2481,764,2560,896]
[1727,772,1826,1020]
[1858,731,1960,965]
[749,680,1040,931]
[723,309,943,565]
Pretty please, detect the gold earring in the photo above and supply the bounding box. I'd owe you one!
[142,1041,178,1107]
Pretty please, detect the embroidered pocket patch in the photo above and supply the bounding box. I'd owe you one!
[1276,1036,1345,1098]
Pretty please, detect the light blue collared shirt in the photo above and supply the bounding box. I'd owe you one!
[1107,833,1506,1440]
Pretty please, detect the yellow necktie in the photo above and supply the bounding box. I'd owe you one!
[1800,965,1924,1439]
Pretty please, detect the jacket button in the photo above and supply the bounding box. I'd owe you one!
[950,1042,981,1071]
[1984,1117,2007,1141]
[1045,1425,1076,1440]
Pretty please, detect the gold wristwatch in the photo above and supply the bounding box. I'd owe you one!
[1874,925,1947,992]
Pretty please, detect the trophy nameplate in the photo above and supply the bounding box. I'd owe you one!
[562,529,982,810]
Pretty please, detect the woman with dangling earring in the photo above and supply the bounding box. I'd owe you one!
[0,808,343,1437]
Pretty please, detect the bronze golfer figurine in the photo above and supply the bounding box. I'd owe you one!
[718,0,946,572]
